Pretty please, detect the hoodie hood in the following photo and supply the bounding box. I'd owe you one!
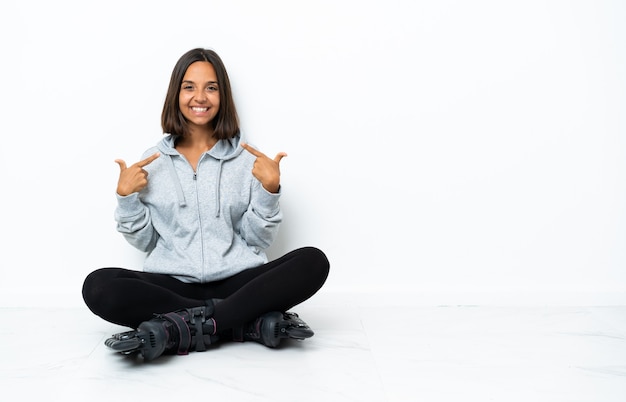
[155,132,245,215]
[157,132,245,160]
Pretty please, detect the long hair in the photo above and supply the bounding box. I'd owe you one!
[161,48,240,139]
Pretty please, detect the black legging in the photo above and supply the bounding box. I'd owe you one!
[82,247,329,332]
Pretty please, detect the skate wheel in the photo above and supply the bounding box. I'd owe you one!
[105,336,142,352]
[285,326,314,340]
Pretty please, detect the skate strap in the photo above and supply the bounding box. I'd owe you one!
[163,312,192,355]
[188,306,214,352]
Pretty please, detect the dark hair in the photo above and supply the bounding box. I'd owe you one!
[161,48,240,139]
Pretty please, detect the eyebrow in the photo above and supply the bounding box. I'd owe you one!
[182,80,218,85]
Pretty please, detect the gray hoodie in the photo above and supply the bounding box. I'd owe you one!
[114,133,282,283]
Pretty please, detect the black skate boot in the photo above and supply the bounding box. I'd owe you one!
[105,304,218,361]
[234,311,314,348]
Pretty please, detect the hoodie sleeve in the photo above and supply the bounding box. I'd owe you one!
[240,179,283,249]
[114,192,158,252]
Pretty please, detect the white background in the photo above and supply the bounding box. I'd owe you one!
[0,0,624,306]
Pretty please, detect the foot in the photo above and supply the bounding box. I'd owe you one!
[104,319,170,361]
[244,311,314,348]
[104,305,217,361]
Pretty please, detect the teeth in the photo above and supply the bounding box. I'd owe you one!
[192,107,208,112]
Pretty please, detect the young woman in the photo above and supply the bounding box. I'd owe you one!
[82,48,330,361]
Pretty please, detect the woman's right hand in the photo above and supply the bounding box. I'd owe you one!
[114,152,160,196]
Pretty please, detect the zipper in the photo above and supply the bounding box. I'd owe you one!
[193,166,205,280]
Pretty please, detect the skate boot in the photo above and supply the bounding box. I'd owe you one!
[105,304,218,361]
[234,311,314,348]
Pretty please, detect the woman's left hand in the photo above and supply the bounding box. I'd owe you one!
[241,142,287,193]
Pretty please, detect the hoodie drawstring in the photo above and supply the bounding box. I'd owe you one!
[214,160,224,217]
[165,155,187,207]
[165,153,224,217]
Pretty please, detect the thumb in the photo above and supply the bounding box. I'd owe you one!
[274,152,287,164]
[114,159,127,171]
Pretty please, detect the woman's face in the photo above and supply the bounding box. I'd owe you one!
[179,61,220,129]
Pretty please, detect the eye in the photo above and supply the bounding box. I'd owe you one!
[182,84,194,90]
[207,85,219,92]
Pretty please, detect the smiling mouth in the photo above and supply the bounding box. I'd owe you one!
[191,107,208,112]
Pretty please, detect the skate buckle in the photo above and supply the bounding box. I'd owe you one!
[189,307,206,324]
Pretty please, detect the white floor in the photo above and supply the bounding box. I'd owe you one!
[1,293,625,401]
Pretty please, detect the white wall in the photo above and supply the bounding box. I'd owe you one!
[0,0,624,307]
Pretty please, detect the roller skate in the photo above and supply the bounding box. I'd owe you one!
[105,305,218,361]
[236,311,314,348]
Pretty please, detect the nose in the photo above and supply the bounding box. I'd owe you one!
[194,89,207,102]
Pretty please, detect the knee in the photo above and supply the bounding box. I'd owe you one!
[300,246,330,281]
[82,269,100,309]
[82,268,116,311]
